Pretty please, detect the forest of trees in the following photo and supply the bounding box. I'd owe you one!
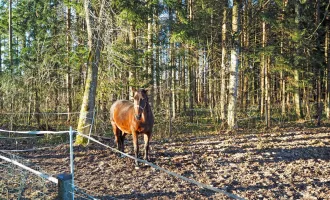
[0,0,329,138]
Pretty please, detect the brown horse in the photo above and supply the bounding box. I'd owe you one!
[110,88,154,168]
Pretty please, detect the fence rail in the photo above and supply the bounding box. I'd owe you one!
[0,128,78,200]
[0,153,58,184]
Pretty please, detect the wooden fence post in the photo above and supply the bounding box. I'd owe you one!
[57,173,73,200]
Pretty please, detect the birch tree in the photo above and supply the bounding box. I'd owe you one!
[227,0,240,129]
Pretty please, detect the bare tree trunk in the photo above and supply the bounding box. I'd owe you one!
[66,2,72,122]
[220,7,227,120]
[281,71,286,116]
[156,45,161,110]
[8,0,13,71]
[280,1,286,117]
[294,69,303,118]
[34,80,40,127]
[260,19,266,118]
[154,6,161,111]
[315,0,322,126]
[188,0,194,122]
[188,51,194,122]
[326,8,330,118]
[147,3,154,108]
[227,0,240,129]
[76,0,103,145]
[294,1,303,119]
[171,45,176,119]
[0,35,2,111]
[265,57,271,127]
[182,50,186,112]
[169,8,176,119]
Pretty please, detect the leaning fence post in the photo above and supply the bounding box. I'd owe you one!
[57,173,73,200]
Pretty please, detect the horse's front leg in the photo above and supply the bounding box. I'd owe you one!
[132,131,139,169]
[143,133,151,161]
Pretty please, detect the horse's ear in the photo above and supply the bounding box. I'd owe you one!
[132,88,137,93]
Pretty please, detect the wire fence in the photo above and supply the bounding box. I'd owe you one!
[0,128,99,200]
[0,151,58,199]
[0,101,325,139]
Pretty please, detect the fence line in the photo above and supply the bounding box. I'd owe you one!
[0,129,71,135]
[0,111,82,115]
[0,141,71,152]
[0,152,58,184]
[0,127,100,199]
[0,136,39,139]
[77,132,244,200]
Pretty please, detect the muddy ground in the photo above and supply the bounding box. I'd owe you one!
[1,127,330,199]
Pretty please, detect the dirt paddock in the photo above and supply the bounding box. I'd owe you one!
[1,127,330,199]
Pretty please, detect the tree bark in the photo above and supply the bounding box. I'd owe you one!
[326,8,330,118]
[294,1,303,119]
[147,2,154,108]
[75,0,103,145]
[9,0,13,71]
[227,0,240,129]
[66,2,72,122]
[220,7,227,120]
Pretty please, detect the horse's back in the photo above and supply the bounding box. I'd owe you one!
[110,100,133,121]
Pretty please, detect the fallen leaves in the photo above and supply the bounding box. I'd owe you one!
[1,127,330,199]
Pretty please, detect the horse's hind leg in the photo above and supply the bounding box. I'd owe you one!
[112,124,123,157]
[120,133,127,158]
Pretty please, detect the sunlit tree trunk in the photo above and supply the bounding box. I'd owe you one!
[0,35,2,111]
[188,0,194,122]
[76,0,104,145]
[147,1,154,108]
[8,0,13,71]
[261,5,270,127]
[265,57,271,127]
[220,7,227,120]
[169,8,176,119]
[129,23,137,98]
[227,0,240,129]
[315,0,322,126]
[66,1,72,122]
[294,1,303,119]
[182,49,187,112]
[281,0,286,117]
[155,5,161,111]
[260,18,265,118]
[326,8,330,118]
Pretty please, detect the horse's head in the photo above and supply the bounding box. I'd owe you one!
[133,88,148,120]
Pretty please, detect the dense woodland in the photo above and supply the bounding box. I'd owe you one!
[0,0,329,139]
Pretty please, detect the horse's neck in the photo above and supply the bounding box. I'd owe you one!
[143,103,151,116]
